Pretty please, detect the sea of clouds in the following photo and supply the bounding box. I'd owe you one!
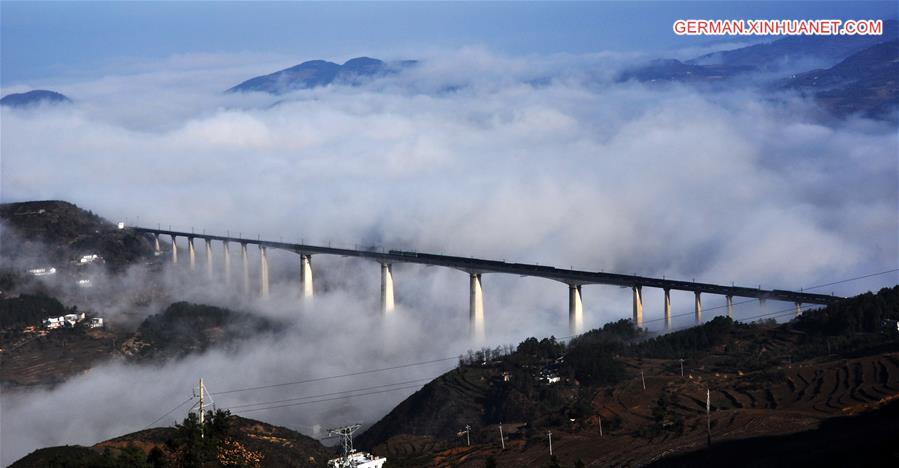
[1,46,896,464]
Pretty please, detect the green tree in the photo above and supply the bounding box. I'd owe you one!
[166,409,233,467]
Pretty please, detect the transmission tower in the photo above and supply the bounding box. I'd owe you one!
[327,423,362,466]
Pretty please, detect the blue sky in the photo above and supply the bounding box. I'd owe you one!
[2,1,897,85]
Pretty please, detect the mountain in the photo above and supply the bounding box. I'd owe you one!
[227,56,417,94]
[784,39,899,119]
[0,89,71,108]
[358,287,899,466]
[620,19,897,84]
[10,414,334,467]
[690,19,897,69]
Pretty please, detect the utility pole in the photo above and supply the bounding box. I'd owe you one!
[499,423,505,450]
[598,414,603,437]
[198,378,205,438]
[641,370,646,390]
[198,378,205,424]
[679,358,685,377]
[706,388,712,447]
[547,430,553,456]
[465,424,471,447]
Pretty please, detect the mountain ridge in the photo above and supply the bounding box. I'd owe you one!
[226,56,417,94]
[0,89,71,108]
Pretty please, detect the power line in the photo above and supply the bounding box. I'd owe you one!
[665,303,816,334]
[224,376,442,410]
[215,356,458,395]
[802,268,898,291]
[143,396,195,430]
[230,384,427,415]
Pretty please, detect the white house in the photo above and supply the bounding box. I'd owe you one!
[29,267,57,276]
[60,313,86,328]
[42,317,63,329]
[78,254,100,264]
[89,317,104,328]
[43,312,86,330]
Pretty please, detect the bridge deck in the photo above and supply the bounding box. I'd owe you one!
[135,227,840,305]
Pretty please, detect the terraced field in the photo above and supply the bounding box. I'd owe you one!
[357,365,495,455]
[395,348,899,467]
[0,328,124,387]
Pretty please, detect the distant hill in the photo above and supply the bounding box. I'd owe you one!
[620,19,897,84]
[0,89,71,108]
[10,414,334,468]
[784,39,899,119]
[227,56,416,94]
[690,20,897,69]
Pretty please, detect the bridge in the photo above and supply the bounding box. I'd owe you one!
[133,227,841,341]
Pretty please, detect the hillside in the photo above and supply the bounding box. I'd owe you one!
[0,200,153,271]
[784,39,899,119]
[11,413,335,468]
[358,286,899,466]
[1,298,279,387]
[617,59,752,83]
[648,398,899,467]
[122,301,278,361]
[0,89,71,108]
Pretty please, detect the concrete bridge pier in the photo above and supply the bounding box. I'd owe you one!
[300,254,314,300]
[381,263,395,315]
[188,237,197,270]
[223,241,231,285]
[664,288,672,331]
[241,243,250,296]
[259,246,270,298]
[153,234,161,255]
[694,291,702,324]
[170,236,178,264]
[568,284,583,335]
[632,286,644,329]
[470,273,485,342]
[726,295,734,318]
[205,239,214,280]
